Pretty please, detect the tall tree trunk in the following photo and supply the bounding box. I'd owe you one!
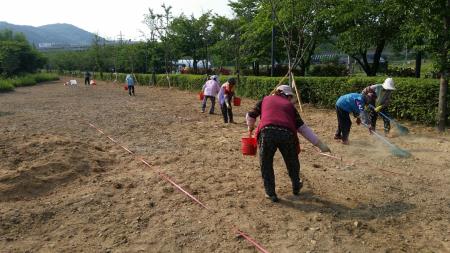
[193,59,198,74]
[415,51,422,78]
[437,3,449,132]
[371,39,386,76]
[438,74,448,131]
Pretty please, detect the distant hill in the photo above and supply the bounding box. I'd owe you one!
[0,22,100,47]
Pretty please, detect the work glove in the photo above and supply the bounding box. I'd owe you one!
[356,117,361,125]
[375,105,383,112]
[316,140,331,153]
[225,102,231,109]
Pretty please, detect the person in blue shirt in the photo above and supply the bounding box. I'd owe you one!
[334,93,374,144]
[125,74,135,96]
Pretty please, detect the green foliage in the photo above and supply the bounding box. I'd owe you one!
[329,0,407,76]
[0,72,59,91]
[0,29,47,77]
[387,66,416,77]
[0,79,14,92]
[152,74,445,125]
[309,64,349,77]
[10,76,36,87]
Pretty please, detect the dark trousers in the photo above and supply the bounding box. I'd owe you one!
[128,85,135,95]
[335,106,352,141]
[202,96,216,113]
[258,127,301,197]
[220,104,233,123]
[84,77,90,85]
[369,107,391,133]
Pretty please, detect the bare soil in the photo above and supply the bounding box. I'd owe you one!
[0,78,449,253]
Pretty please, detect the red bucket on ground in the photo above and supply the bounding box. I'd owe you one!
[124,85,128,91]
[241,137,257,156]
[199,92,204,100]
[233,97,241,106]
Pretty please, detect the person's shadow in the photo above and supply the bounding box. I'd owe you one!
[279,190,415,221]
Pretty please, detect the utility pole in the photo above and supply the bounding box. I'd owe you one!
[271,7,275,77]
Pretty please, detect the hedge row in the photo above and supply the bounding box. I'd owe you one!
[158,75,448,125]
[0,73,60,92]
[62,71,448,125]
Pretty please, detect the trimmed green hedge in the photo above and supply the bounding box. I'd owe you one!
[61,71,448,125]
[0,73,59,92]
[151,74,447,125]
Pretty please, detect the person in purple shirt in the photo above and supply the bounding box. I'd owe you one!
[246,85,331,202]
[334,92,375,144]
[201,75,221,114]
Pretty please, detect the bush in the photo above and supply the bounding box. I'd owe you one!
[69,70,447,125]
[10,76,36,87]
[0,72,59,92]
[309,63,349,77]
[0,79,14,92]
[387,66,415,77]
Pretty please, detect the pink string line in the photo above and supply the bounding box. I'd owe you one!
[87,122,270,253]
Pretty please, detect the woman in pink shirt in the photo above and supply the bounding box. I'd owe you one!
[201,75,221,114]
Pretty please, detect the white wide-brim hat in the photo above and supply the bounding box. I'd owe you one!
[382,78,395,90]
[276,85,294,96]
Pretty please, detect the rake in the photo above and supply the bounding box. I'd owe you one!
[362,123,411,158]
[369,104,409,135]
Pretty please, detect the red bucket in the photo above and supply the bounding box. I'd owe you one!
[199,92,204,100]
[241,137,257,156]
[124,85,128,91]
[233,97,241,106]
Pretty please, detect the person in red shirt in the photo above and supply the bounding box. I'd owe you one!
[246,85,331,202]
[218,77,236,123]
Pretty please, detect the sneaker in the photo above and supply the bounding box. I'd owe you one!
[293,181,303,196]
[265,194,279,202]
[209,112,214,115]
[342,139,349,145]
[201,110,205,113]
[334,135,342,140]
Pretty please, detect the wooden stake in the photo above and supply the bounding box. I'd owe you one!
[291,73,303,113]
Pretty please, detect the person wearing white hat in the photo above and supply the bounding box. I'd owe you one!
[246,85,331,202]
[361,77,396,135]
[201,75,221,114]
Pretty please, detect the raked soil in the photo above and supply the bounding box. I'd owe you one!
[0,78,449,253]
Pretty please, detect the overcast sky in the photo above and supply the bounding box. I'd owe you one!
[1,0,233,40]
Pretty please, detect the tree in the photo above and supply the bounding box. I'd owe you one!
[0,29,46,77]
[144,4,175,83]
[409,0,449,131]
[267,0,327,77]
[329,0,407,76]
[169,13,213,73]
[210,16,242,69]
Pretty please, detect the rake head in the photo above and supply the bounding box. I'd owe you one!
[390,146,411,158]
[395,122,410,136]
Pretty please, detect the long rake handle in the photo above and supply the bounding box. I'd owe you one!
[362,123,397,149]
[369,104,393,122]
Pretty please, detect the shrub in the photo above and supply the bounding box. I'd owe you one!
[0,79,14,92]
[10,76,36,87]
[63,70,447,125]
[387,66,415,77]
[309,63,349,77]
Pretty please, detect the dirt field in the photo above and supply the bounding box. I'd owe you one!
[1,78,449,253]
